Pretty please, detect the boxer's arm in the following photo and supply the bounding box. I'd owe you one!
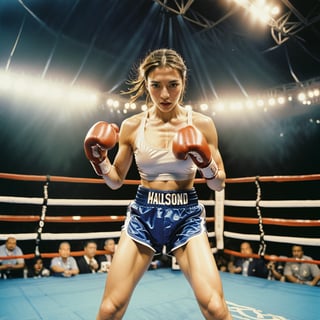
[193,116,226,191]
[101,118,134,190]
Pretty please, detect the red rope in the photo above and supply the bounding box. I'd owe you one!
[224,249,320,265]
[1,172,319,184]
[224,216,320,227]
[0,250,113,260]
[2,214,318,226]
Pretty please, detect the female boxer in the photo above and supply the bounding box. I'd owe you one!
[84,48,231,320]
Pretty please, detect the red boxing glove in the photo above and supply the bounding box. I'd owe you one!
[84,121,119,175]
[172,125,218,179]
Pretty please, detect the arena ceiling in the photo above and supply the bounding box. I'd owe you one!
[0,0,319,177]
[1,0,320,99]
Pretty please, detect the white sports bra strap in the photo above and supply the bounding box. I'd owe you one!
[187,110,192,125]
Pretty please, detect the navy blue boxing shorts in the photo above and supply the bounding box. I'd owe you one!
[122,186,206,254]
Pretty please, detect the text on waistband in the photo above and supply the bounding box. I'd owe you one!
[147,191,188,205]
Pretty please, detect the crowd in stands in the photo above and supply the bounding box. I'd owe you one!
[215,241,320,286]
[1,236,319,286]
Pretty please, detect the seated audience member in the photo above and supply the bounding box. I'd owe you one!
[214,251,230,272]
[77,240,99,274]
[0,236,25,279]
[50,241,79,277]
[27,257,50,278]
[98,238,116,273]
[267,256,286,282]
[149,253,172,270]
[228,241,268,278]
[284,245,320,286]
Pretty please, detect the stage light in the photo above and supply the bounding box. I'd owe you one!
[277,96,285,104]
[200,103,208,111]
[233,0,281,25]
[130,103,137,110]
[245,100,254,109]
[297,92,306,102]
[106,98,114,106]
[215,102,225,112]
[1,69,319,118]
[0,69,99,109]
[268,97,276,106]
[230,101,243,111]
[256,99,264,107]
[113,100,119,108]
[0,72,12,91]
[12,77,28,96]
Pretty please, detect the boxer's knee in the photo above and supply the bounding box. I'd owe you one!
[200,291,231,320]
[97,298,126,320]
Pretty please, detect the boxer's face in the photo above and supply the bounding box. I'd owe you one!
[147,66,184,113]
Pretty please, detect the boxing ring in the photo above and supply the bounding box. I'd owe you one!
[0,172,319,320]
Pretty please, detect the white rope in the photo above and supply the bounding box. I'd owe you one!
[2,195,319,207]
[0,196,43,205]
[0,231,216,241]
[207,231,215,238]
[224,231,320,246]
[0,196,131,206]
[0,196,215,206]
[0,232,121,241]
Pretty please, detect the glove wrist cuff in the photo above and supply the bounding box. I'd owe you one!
[99,159,111,175]
[90,159,111,176]
[200,159,219,180]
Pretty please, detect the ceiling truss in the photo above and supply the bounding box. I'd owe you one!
[153,0,318,46]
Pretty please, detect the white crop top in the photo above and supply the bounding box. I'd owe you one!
[134,110,197,181]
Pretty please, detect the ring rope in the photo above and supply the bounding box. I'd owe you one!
[1,214,318,226]
[255,177,266,256]
[224,231,320,246]
[0,249,114,260]
[0,215,125,222]
[1,172,320,184]
[0,172,206,184]
[1,173,319,262]
[0,196,216,206]
[224,216,320,226]
[1,196,319,208]
[225,174,320,183]
[0,231,215,241]
[34,177,49,256]
[223,249,320,265]
[1,249,319,265]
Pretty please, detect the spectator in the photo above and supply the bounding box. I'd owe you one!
[27,257,50,278]
[77,240,99,274]
[266,256,285,282]
[214,251,230,272]
[50,241,79,277]
[284,245,320,286]
[149,253,172,270]
[98,238,116,273]
[228,241,268,278]
[0,236,25,279]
